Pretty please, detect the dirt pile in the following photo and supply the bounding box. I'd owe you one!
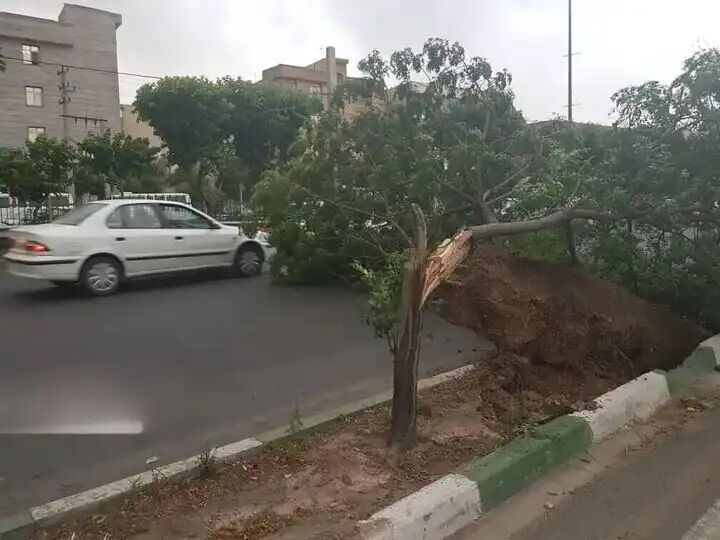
[437,247,706,375]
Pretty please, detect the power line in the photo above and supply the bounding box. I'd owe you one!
[1,55,162,80]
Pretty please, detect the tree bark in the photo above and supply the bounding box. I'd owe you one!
[564,219,578,266]
[389,205,427,450]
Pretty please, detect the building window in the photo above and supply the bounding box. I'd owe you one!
[25,86,43,106]
[310,84,322,95]
[27,127,46,142]
[22,44,40,65]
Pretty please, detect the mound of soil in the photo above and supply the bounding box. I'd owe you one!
[436,247,706,375]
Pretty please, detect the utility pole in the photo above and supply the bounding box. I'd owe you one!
[58,65,74,140]
[567,0,573,123]
[57,65,75,207]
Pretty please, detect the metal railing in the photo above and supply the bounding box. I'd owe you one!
[0,199,246,230]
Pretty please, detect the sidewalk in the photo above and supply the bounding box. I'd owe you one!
[454,374,720,540]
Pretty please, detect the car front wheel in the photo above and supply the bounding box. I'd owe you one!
[81,256,122,296]
[234,245,263,277]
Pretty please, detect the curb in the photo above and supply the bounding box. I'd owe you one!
[0,364,476,539]
[358,338,720,539]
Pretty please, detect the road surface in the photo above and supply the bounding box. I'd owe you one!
[0,268,489,516]
[456,375,720,540]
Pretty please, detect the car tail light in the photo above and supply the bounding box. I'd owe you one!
[25,241,50,253]
[10,238,24,250]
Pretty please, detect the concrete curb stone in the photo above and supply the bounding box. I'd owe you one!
[0,512,34,540]
[358,474,481,540]
[571,371,670,442]
[663,346,718,393]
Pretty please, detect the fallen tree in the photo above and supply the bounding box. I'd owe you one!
[253,39,720,447]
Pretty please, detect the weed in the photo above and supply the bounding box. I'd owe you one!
[127,476,144,492]
[286,405,304,435]
[196,447,217,475]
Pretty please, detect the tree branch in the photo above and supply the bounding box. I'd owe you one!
[470,204,714,242]
[300,187,413,247]
[469,208,630,240]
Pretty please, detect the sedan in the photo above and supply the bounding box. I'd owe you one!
[3,200,274,296]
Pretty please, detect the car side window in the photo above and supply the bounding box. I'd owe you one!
[106,208,123,229]
[106,204,162,229]
[159,204,213,229]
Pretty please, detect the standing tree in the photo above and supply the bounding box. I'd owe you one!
[218,78,322,190]
[134,76,320,210]
[74,130,161,198]
[0,136,76,221]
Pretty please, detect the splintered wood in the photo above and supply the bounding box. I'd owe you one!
[421,229,473,305]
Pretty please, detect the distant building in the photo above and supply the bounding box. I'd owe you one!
[120,104,162,147]
[0,3,122,148]
[262,46,347,110]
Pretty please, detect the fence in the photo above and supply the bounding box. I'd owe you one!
[0,198,244,229]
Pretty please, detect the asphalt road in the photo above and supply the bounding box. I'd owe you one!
[0,267,489,517]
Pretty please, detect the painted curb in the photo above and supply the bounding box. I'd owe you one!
[461,416,591,511]
[0,512,33,540]
[359,474,481,540]
[700,335,720,365]
[1,364,476,538]
[358,338,720,540]
[28,437,263,526]
[572,371,670,442]
[664,346,718,393]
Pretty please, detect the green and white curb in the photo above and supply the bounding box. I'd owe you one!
[0,364,477,539]
[358,474,482,540]
[358,339,720,540]
[571,371,670,442]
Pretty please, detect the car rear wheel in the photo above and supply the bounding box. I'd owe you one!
[81,256,122,296]
[234,245,263,277]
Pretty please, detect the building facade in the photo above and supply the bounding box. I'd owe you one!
[262,46,346,110]
[120,104,162,147]
[0,4,122,149]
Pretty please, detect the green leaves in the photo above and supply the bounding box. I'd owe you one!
[1,137,76,205]
[75,131,160,197]
[134,76,231,170]
[133,75,321,194]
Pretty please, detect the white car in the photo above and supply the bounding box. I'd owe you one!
[3,200,274,296]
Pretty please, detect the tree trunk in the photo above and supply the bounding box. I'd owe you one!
[389,205,427,450]
[564,219,578,266]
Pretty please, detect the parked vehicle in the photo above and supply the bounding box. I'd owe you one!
[3,200,274,296]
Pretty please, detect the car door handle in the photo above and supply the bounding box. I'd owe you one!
[175,236,184,240]
[115,237,126,242]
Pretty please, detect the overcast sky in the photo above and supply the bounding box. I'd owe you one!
[3,0,719,124]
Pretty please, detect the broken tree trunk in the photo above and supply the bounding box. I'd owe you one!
[388,212,474,449]
[389,205,427,449]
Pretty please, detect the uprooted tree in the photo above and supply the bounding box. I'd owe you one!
[253,39,720,448]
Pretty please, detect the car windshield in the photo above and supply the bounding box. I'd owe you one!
[52,203,106,226]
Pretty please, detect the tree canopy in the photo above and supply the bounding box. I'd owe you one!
[133,76,322,200]
[253,39,720,330]
[74,131,161,197]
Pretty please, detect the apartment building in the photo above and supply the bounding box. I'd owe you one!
[262,47,347,110]
[120,103,162,147]
[0,4,122,149]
